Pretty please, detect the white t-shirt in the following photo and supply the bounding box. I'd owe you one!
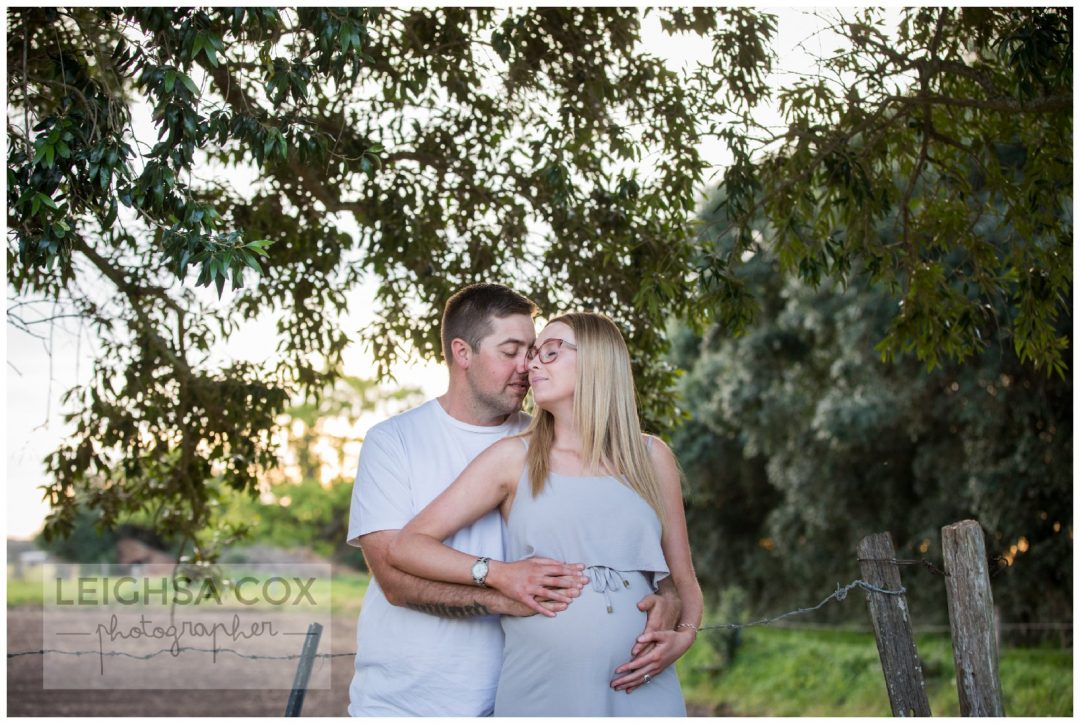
[347,399,530,716]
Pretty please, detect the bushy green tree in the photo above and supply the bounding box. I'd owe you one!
[34,504,184,563]
[676,7,1071,629]
[699,7,1071,377]
[10,7,774,552]
[673,245,1071,629]
[223,477,363,569]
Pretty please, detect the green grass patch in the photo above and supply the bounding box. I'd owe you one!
[676,626,1072,716]
[329,569,369,616]
[6,567,44,607]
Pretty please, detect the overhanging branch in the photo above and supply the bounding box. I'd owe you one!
[889,93,1072,114]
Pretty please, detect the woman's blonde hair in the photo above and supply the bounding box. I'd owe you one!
[523,312,665,522]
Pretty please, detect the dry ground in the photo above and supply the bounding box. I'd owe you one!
[7,606,352,716]
[9,606,714,716]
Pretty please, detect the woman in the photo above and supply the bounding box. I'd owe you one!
[389,312,702,716]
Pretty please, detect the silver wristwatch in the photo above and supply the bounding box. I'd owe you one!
[471,557,490,587]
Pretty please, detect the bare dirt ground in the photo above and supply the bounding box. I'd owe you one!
[9,606,716,716]
[7,606,352,716]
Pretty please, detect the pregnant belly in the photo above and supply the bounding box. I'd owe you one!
[500,569,652,658]
[494,569,684,716]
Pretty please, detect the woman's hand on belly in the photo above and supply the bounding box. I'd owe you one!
[488,557,588,617]
[609,628,696,692]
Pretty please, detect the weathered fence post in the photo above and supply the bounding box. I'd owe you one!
[858,532,932,717]
[941,520,1005,716]
[285,622,324,717]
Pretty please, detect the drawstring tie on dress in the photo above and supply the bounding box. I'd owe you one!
[585,565,631,614]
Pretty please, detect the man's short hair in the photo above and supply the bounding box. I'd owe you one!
[441,283,539,366]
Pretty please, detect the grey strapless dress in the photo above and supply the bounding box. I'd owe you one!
[493,459,686,717]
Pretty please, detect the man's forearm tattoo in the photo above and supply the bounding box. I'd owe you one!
[405,600,492,619]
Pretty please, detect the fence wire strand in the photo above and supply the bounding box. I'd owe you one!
[698,578,904,632]
[7,646,354,661]
[9,577,909,661]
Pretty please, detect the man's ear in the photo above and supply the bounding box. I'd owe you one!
[450,338,473,369]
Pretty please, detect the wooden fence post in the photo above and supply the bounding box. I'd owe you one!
[942,520,1005,716]
[858,532,932,717]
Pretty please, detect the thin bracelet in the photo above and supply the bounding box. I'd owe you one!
[676,622,699,633]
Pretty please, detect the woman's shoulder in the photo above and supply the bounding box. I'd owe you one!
[479,434,530,464]
[642,433,679,476]
[641,433,672,455]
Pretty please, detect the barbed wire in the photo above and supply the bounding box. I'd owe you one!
[7,646,355,661]
[697,578,903,632]
[9,577,904,661]
[859,554,1014,579]
[8,573,1070,663]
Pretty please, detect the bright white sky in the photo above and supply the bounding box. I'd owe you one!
[5,8,888,540]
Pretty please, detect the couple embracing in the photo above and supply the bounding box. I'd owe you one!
[347,283,702,716]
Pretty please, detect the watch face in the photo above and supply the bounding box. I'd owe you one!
[472,559,488,580]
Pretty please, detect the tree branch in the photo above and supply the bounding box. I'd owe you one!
[200,59,361,215]
[919,58,1000,96]
[888,93,1072,114]
[72,237,191,376]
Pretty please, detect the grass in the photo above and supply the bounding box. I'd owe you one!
[676,626,1073,716]
[328,568,368,616]
[6,568,44,607]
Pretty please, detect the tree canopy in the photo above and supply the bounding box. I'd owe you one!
[6,7,1071,555]
[700,7,1071,376]
[9,7,774,551]
[671,237,1071,630]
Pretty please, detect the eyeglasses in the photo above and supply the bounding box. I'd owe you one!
[525,338,577,364]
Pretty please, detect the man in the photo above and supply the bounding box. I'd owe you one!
[347,283,678,716]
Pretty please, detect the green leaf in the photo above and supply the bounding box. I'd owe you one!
[246,239,274,254]
[241,251,263,273]
[104,198,118,227]
[179,73,199,94]
[37,192,60,211]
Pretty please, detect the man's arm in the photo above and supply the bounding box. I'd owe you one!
[359,530,569,617]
